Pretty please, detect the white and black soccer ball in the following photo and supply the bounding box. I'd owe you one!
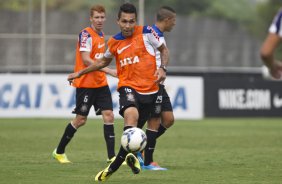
[121,127,147,153]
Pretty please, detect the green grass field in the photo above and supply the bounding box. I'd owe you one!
[0,118,282,184]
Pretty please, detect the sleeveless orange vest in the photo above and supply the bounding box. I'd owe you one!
[107,26,158,93]
[72,27,107,88]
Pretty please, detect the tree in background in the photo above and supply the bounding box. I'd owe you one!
[0,0,120,11]
[202,0,256,23]
[142,0,211,15]
[1,0,281,40]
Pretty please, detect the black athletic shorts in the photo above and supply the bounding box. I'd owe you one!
[72,86,113,116]
[150,84,173,118]
[137,84,173,128]
[118,86,158,121]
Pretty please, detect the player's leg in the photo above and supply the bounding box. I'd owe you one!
[52,88,93,163]
[135,102,151,165]
[136,108,150,166]
[53,114,87,163]
[140,91,167,170]
[142,114,173,170]
[101,110,115,162]
[57,115,87,153]
[142,86,170,170]
[157,111,174,138]
[141,116,167,170]
[95,108,140,181]
[142,85,162,166]
[137,114,147,129]
[157,87,174,138]
[110,88,140,171]
[95,87,141,181]
[143,117,160,167]
[94,86,116,162]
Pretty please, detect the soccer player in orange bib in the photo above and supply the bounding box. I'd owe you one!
[52,5,117,164]
[68,3,169,181]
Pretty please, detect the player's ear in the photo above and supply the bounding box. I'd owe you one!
[164,17,169,22]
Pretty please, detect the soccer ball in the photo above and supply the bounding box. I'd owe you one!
[121,127,147,153]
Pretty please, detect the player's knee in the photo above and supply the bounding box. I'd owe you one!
[147,118,160,130]
[78,119,87,127]
[102,110,114,123]
[73,116,87,128]
[124,107,139,126]
[162,114,174,128]
[167,117,175,128]
[166,119,174,128]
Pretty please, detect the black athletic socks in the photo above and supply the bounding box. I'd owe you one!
[104,124,115,159]
[144,129,158,165]
[109,126,132,172]
[56,123,77,154]
[156,123,167,139]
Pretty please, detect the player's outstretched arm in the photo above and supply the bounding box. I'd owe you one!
[68,57,112,82]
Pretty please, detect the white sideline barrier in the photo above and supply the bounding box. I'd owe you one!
[0,74,203,119]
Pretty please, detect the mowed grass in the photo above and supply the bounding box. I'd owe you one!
[0,118,282,184]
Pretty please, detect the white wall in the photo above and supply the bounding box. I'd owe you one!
[0,74,203,119]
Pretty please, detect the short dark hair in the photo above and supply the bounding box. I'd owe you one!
[156,6,176,22]
[118,3,137,19]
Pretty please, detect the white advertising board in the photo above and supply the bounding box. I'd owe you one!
[0,74,203,119]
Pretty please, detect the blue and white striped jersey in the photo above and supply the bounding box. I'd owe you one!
[151,24,166,68]
[269,9,282,37]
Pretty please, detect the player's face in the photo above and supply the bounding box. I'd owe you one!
[117,12,137,37]
[90,11,106,32]
[164,14,176,32]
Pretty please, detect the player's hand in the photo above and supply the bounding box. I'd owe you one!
[155,68,166,84]
[67,72,80,84]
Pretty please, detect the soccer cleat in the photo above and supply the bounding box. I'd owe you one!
[136,152,144,166]
[142,162,168,171]
[95,165,114,182]
[125,153,141,174]
[107,156,127,165]
[52,149,71,164]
